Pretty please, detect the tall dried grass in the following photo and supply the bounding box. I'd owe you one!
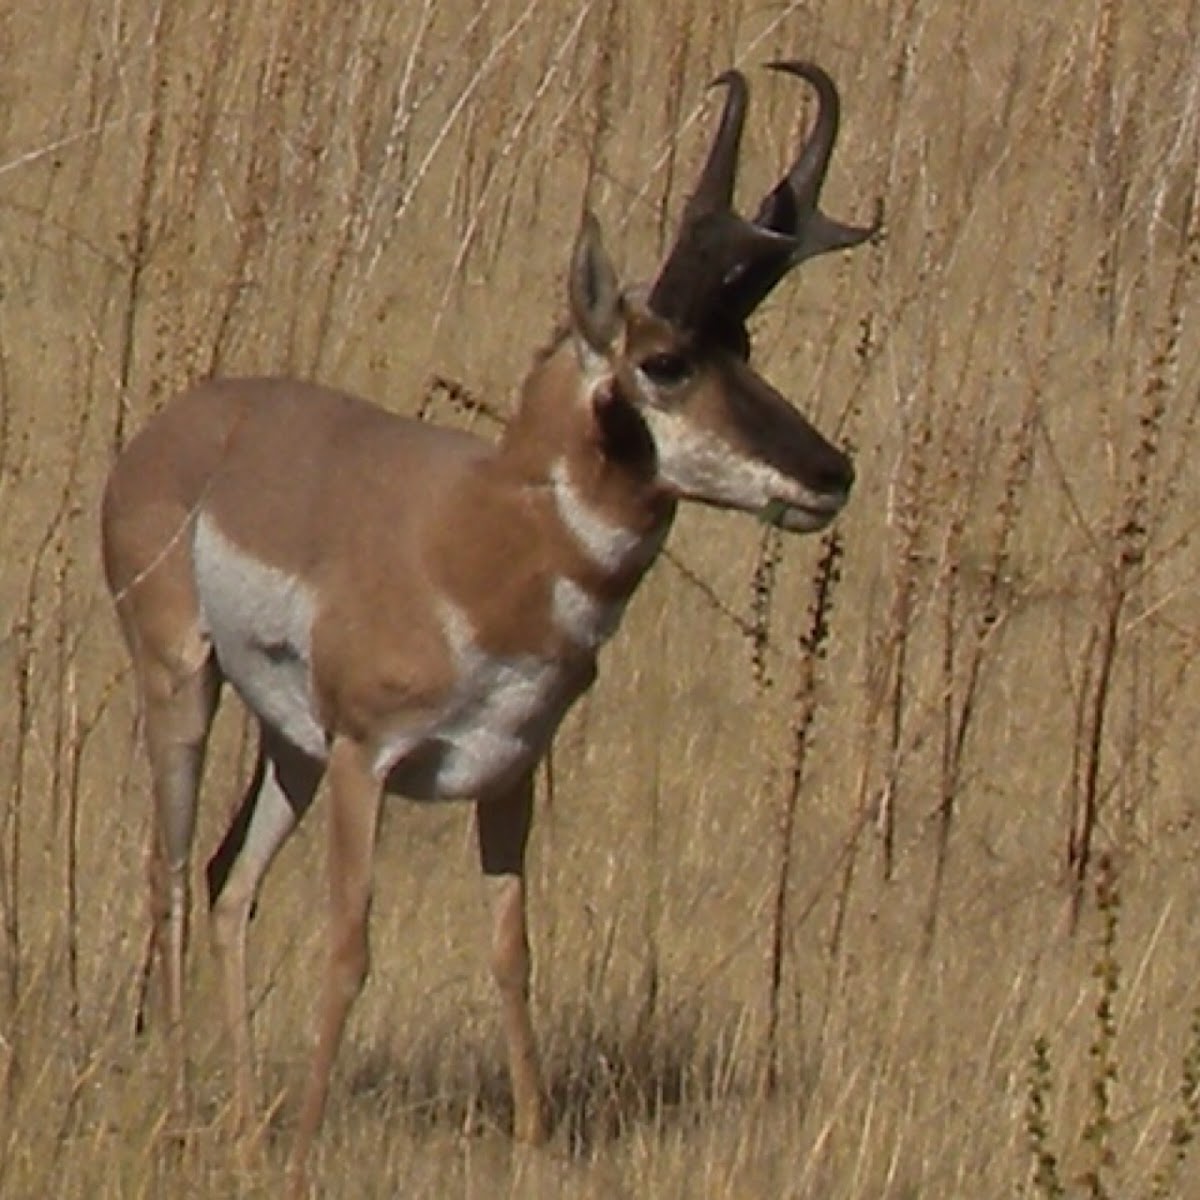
[2,0,1200,1195]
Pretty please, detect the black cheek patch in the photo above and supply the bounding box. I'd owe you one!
[595,385,657,472]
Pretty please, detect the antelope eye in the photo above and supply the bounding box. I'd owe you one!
[640,352,693,387]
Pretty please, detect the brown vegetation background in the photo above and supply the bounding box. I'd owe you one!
[2,1,1199,1196]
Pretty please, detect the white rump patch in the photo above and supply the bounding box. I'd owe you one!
[193,514,327,760]
[550,458,662,573]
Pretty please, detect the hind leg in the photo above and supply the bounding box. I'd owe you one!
[134,638,222,1117]
[102,418,234,1119]
[208,726,323,1132]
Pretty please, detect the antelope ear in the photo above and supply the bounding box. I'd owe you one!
[569,211,623,355]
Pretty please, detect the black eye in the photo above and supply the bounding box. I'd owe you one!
[641,352,693,387]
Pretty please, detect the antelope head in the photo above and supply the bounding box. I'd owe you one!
[568,61,875,534]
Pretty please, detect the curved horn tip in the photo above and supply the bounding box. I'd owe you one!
[764,59,835,83]
[708,67,747,91]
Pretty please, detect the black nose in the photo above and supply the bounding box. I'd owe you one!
[813,444,855,497]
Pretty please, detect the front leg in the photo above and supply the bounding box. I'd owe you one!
[477,772,548,1144]
[290,735,383,1189]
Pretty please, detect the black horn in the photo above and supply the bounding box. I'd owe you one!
[680,69,747,221]
[717,61,877,322]
[648,72,787,331]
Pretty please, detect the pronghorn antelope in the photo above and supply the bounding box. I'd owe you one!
[101,60,873,1173]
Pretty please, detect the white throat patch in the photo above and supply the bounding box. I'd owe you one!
[549,458,663,573]
[552,577,625,651]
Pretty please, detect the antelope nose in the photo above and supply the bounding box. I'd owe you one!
[815,449,855,499]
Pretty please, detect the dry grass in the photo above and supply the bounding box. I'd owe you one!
[3,0,1200,1196]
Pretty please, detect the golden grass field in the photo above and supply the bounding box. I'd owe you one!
[2,0,1200,1195]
